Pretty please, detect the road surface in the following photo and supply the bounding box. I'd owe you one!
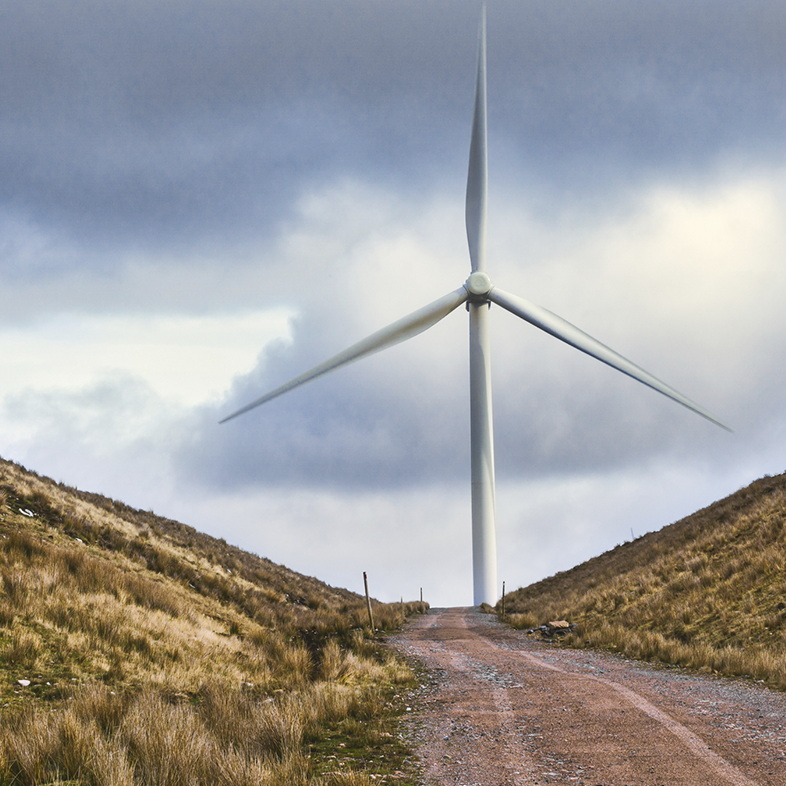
[389,607,786,785]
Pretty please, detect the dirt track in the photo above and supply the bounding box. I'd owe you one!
[388,607,786,785]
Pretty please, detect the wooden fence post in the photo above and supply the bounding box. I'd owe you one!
[363,571,375,634]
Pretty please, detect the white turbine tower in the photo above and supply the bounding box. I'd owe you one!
[221,6,729,606]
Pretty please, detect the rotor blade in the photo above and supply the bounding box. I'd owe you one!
[465,4,488,273]
[488,287,731,431]
[220,286,469,423]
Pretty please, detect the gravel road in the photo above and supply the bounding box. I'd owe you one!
[388,607,786,785]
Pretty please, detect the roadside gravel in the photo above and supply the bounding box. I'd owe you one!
[388,607,786,785]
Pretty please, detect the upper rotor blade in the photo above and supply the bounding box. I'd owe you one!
[465,4,488,273]
[489,287,731,431]
[220,286,469,423]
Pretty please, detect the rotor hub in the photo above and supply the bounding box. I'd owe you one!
[465,270,493,299]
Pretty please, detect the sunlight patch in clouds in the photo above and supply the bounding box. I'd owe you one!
[0,310,294,407]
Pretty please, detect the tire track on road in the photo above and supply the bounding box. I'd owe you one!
[496,643,757,786]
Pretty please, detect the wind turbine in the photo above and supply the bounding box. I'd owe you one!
[221,5,728,606]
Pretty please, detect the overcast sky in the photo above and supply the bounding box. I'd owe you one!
[2,1,786,606]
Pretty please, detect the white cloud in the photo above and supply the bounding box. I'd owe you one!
[489,168,786,420]
[0,310,293,407]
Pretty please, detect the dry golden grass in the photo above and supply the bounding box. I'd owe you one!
[500,472,786,689]
[0,456,426,785]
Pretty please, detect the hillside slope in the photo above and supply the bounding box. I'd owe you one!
[0,456,424,785]
[501,471,786,689]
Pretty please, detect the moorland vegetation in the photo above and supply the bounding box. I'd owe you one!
[0,456,425,785]
[501,471,786,689]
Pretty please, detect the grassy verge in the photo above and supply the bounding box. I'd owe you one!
[0,457,426,785]
[499,472,786,689]
[0,665,421,785]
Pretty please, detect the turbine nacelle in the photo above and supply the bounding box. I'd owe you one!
[465,270,494,300]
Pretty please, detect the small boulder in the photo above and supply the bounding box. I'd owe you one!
[525,621,577,638]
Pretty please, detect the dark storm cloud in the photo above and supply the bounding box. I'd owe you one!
[183,328,738,493]
[0,0,473,254]
[491,0,786,168]
[2,0,785,264]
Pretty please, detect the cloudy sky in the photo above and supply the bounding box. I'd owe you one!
[2,0,786,606]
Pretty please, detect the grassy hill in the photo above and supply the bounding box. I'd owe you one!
[500,471,786,689]
[0,456,425,785]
